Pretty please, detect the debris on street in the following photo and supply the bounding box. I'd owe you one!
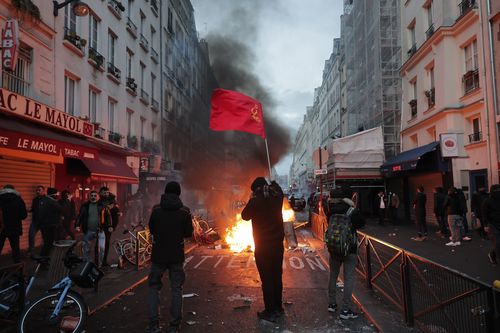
[182,293,199,298]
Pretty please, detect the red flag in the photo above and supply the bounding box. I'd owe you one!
[209,89,266,138]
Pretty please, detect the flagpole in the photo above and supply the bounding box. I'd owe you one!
[264,138,272,180]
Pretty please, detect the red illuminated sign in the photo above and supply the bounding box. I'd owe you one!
[392,165,402,171]
[2,19,19,71]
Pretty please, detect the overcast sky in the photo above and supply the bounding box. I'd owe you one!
[191,0,343,175]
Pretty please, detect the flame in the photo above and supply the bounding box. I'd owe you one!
[224,199,296,252]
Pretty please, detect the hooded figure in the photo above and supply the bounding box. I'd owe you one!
[0,185,27,263]
[147,181,193,333]
[481,185,500,264]
[242,177,285,323]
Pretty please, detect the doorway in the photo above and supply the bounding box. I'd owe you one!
[469,169,488,193]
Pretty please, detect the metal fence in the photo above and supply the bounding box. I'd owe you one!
[356,232,499,333]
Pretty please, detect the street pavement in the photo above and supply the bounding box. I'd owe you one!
[86,228,377,333]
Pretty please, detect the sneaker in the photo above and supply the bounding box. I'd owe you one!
[488,251,497,264]
[257,310,277,323]
[462,236,472,242]
[339,308,359,319]
[445,241,458,246]
[328,303,338,313]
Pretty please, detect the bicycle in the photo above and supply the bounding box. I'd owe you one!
[192,215,216,244]
[17,242,103,333]
[113,222,152,267]
[0,256,49,321]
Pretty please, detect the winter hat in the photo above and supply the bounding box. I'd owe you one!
[47,187,58,196]
[164,181,181,196]
[251,177,268,191]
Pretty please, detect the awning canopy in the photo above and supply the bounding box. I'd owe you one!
[380,141,447,176]
[81,154,138,184]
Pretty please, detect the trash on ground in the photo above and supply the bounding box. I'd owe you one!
[214,244,222,250]
[110,264,118,268]
[182,293,199,298]
[227,294,254,302]
[189,311,197,315]
[186,320,196,325]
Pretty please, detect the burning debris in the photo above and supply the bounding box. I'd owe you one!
[225,214,255,252]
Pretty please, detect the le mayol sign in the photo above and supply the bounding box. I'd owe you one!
[0,88,94,137]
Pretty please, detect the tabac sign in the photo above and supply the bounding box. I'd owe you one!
[2,19,19,71]
[0,88,94,137]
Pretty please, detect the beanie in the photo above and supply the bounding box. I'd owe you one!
[47,187,58,196]
[164,181,181,196]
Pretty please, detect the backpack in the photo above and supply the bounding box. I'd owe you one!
[324,209,356,256]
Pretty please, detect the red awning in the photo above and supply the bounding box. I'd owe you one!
[81,154,138,184]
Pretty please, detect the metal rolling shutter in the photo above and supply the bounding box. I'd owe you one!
[408,173,442,226]
[0,158,53,252]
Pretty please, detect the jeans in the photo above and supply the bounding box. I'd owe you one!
[148,262,185,327]
[254,241,284,313]
[329,253,356,309]
[435,213,448,234]
[448,215,463,243]
[0,232,21,263]
[83,230,105,265]
[28,222,39,252]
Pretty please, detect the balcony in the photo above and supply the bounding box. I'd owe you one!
[140,89,149,105]
[151,0,159,16]
[407,44,417,58]
[463,69,480,95]
[94,126,105,139]
[409,99,417,118]
[108,0,125,19]
[151,98,159,111]
[126,77,137,93]
[458,0,476,17]
[107,62,121,82]
[139,34,149,52]
[108,131,122,145]
[88,47,104,69]
[141,138,160,154]
[425,24,434,40]
[126,17,138,38]
[2,71,31,97]
[151,47,159,63]
[127,135,138,149]
[468,131,482,143]
[425,87,435,108]
[63,27,86,51]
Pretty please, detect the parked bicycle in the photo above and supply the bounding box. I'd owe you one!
[18,241,103,333]
[113,222,152,267]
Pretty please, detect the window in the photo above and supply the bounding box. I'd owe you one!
[151,26,156,50]
[409,80,417,118]
[425,1,434,38]
[472,118,480,134]
[108,99,115,132]
[89,14,98,50]
[470,118,482,142]
[167,8,173,33]
[426,67,435,107]
[140,11,145,34]
[64,76,77,116]
[464,40,478,72]
[127,111,132,136]
[108,32,117,65]
[127,0,133,16]
[140,62,145,90]
[2,45,32,96]
[140,117,145,138]
[64,5,77,31]
[126,49,133,78]
[151,74,156,100]
[88,88,98,123]
[151,124,156,141]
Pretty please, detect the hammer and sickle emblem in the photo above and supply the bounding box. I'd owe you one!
[250,104,261,123]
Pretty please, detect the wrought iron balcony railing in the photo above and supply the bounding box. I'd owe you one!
[126,17,138,38]
[2,71,31,96]
[463,69,480,94]
[425,87,435,108]
[88,47,104,68]
[409,99,417,118]
[64,27,86,50]
[425,24,435,40]
[459,0,476,17]
[468,131,482,143]
[126,77,137,92]
[108,130,122,144]
[151,47,159,63]
[151,98,159,111]
[139,34,149,52]
[140,89,149,104]
[107,62,121,80]
[407,44,417,58]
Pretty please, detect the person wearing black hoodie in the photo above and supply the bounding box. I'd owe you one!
[147,181,193,333]
[481,184,500,264]
[241,177,285,323]
[38,188,62,257]
[0,185,27,263]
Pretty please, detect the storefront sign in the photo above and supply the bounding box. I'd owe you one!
[0,129,96,159]
[440,133,459,157]
[0,88,94,137]
[2,19,19,71]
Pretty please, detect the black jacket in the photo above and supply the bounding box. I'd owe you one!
[0,189,27,236]
[241,182,285,245]
[444,193,462,216]
[30,195,44,226]
[77,201,112,233]
[149,193,193,264]
[413,192,426,218]
[37,196,62,228]
[471,190,488,219]
[481,190,500,228]
[58,198,76,224]
[433,192,445,215]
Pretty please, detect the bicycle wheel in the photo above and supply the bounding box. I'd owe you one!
[122,240,138,265]
[18,290,88,333]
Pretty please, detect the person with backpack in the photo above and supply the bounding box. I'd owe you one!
[324,185,364,320]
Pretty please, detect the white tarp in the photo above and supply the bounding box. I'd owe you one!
[327,127,385,169]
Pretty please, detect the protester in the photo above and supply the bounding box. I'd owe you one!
[481,184,500,264]
[241,177,285,323]
[471,187,488,239]
[433,187,448,238]
[387,192,400,224]
[58,190,77,240]
[444,187,464,246]
[38,188,62,258]
[0,185,27,263]
[412,186,427,241]
[325,185,364,319]
[147,181,193,333]
[457,188,470,236]
[377,191,387,225]
[29,185,45,254]
[76,190,112,266]
[98,187,120,266]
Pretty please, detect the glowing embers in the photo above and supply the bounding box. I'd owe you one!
[225,214,255,253]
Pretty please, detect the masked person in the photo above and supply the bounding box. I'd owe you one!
[147,181,193,333]
[58,190,77,240]
[98,187,120,266]
[38,188,62,258]
[242,177,285,323]
[76,191,112,266]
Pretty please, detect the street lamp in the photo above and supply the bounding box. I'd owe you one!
[53,0,90,17]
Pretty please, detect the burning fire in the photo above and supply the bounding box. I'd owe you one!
[224,199,296,252]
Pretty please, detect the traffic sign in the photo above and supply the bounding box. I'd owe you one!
[314,169,327,175]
